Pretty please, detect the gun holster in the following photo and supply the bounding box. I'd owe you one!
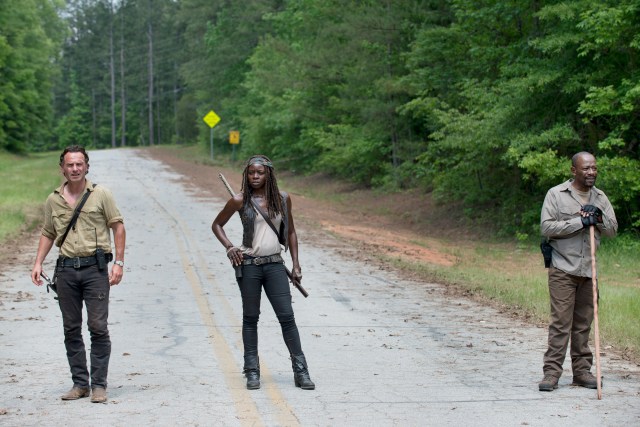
[540,239,553,268]
[96,248,107,271]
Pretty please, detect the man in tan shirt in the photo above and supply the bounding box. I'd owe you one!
[31,145,126,403]
[538,152,617,392]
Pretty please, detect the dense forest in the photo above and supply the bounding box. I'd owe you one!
[1,0,639,236]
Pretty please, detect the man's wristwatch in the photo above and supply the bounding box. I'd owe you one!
[114,260,124,267]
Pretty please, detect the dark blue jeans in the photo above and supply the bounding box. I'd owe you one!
[239,261,303,358]
[56,264,111,389]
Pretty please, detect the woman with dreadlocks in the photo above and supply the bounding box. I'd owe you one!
[211,155,315,391]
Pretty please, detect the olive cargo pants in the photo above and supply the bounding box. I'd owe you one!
[543,267,594,378]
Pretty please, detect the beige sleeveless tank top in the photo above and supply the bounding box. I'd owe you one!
[241,209,283,256]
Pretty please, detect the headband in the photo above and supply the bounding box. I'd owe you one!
[247,157,273,168]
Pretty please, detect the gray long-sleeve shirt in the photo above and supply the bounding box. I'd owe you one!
[540,179,617,278]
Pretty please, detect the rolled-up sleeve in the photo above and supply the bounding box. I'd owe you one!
[41,197,56,240]
[99,187,124,226]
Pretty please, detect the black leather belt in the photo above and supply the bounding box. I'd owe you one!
[242,254,283,266]
[58,253,113,268]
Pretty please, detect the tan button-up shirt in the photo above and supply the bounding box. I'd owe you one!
[41,180,124,258]
[540,179,617,278]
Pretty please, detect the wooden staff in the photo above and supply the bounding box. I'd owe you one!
[590,225,602,399]
[218,173,309,298]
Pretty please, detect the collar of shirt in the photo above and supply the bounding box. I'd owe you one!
[559,179,604,199]
[54,179,95,196]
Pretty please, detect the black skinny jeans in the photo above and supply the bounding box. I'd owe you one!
[239,261,303,359]
[56,264,111,389]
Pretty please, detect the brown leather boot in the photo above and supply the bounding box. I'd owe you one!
[91,387,108,403]
[61,386,90,400]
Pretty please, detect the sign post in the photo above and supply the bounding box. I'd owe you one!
[229,130,240,161]
[203,110,221,160]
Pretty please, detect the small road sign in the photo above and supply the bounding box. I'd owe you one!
[229,131,240,145]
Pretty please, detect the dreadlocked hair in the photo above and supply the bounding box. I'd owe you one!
[241,155,283,218]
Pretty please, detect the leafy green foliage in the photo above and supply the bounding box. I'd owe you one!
[597,156,640,228]
[401,0,640,234]
[4,0,640,235]
[54,73,92,149]
[0,0,64,152]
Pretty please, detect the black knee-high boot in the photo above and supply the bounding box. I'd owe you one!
[243,355,260,390]
[291,354,315,390]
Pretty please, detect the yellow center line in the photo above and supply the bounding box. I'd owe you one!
[174,226,264,426]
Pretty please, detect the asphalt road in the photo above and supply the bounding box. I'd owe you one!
[1,148,639,427]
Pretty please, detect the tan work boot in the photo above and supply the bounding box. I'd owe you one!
[538,375,559,391]
[61,386,90,400]
[91,387,108,403]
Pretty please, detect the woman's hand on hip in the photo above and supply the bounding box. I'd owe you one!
[227,247,242,266]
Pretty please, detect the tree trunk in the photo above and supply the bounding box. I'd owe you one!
[147,16,154,146]
[120,9,126,147]
[174,61,179,143]
[92,88,97,147]
[156,83,161,144]
[109,2,116,148]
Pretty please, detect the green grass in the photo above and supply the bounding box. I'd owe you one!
[0,150,61,242]
[388,248,550,319]
[597,234,640,288]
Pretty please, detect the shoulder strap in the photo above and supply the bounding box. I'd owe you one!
[251,198,283,243]
[58,184,96,247]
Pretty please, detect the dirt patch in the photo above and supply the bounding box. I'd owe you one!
[320,222,455,266]
[0,230,39,269]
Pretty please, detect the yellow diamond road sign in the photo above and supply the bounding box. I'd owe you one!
[203,110,221,128]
